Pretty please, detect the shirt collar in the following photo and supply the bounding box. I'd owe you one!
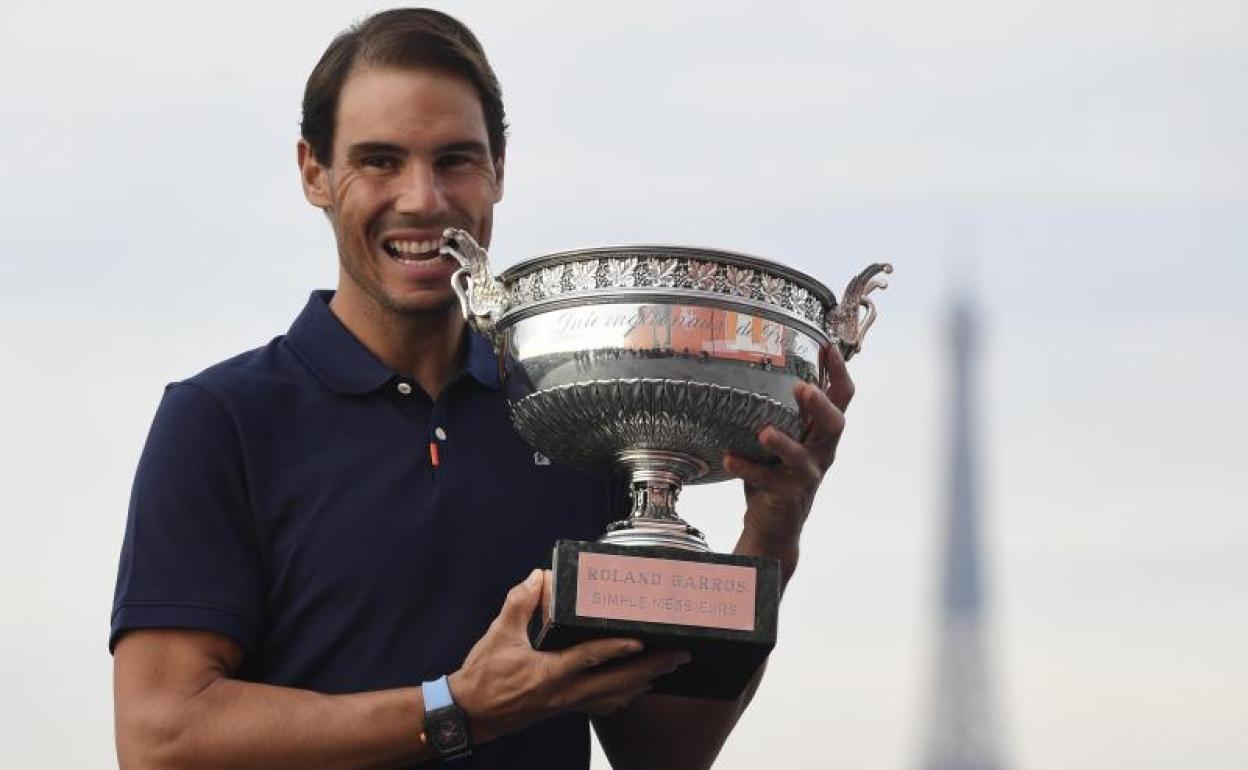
[462,325,502,390]
[286,290,500,395]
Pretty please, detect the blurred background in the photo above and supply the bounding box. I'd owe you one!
[1,1,1244,767]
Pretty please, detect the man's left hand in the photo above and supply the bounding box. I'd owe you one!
[722,343,854,579]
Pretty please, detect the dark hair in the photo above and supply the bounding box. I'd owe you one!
[301,8,507,165]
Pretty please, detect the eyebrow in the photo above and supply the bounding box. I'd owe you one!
[436,140,491,157]
[345,142,407,162]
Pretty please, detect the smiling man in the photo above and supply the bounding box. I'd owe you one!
[110,8,854,769]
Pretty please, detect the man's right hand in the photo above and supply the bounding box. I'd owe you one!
[449,568,689,743]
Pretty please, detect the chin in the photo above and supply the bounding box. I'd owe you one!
[385,291,460,319]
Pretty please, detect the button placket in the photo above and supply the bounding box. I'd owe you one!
[428,403,450,470]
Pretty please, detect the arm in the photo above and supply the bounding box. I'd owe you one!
[115,570,687,770]
[593,344,855,769]
[114,629,435,770]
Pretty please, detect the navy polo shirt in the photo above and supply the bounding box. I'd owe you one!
[111,290,620,768]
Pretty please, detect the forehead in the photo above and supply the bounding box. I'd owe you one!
[334,65,488,150]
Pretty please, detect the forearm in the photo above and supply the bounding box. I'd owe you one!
[734,525,800,588]
[594,662,765,770]
[118,676,434,770]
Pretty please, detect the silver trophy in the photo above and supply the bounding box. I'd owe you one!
[443,228,890,698]
[443,229,890,550]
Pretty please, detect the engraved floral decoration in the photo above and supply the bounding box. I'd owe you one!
[567,259,597,292]
[759,273,785,304]
[724,265,754,298]
[515,274,536,304]
[505,250,832,327]
[605,257,639,288]
[648,257,678,287]
[687,260,719,291]
[529,269,546,301]
[802,294,822,322]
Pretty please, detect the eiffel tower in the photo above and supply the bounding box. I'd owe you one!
[919,297,1008,770]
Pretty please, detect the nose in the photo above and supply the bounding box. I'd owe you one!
[393,161,447,216]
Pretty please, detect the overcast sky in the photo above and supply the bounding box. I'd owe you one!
[1,1,1244,768]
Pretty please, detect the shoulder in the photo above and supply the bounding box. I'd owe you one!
[162,334,322,421]
[143,337,308,450]
[180,338,290,402]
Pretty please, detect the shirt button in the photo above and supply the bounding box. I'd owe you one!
[434,426,448,441]
[397,382,413,396]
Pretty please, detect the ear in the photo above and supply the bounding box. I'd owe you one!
[297,139,332,209]
[492,153,505,203]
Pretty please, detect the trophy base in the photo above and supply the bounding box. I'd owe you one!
[532,539,780,700]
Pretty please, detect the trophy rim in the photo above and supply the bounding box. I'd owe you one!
[499,243,838,308]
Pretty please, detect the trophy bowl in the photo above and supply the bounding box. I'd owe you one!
[443,229,891,553]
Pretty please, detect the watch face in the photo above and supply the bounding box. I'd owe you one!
[430,710,468,753]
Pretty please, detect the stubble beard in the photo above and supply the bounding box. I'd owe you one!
[346,252,458,319]
[333,227,460,328]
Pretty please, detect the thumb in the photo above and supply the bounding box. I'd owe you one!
[495,568,544,633]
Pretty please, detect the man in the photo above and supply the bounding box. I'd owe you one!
[111,8,854,769]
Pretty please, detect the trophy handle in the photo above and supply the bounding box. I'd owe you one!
[825,263,893,361]
[442,228,507,349]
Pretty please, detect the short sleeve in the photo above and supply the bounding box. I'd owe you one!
[110,382,264,654]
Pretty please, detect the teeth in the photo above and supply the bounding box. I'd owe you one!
[385,236,448,257]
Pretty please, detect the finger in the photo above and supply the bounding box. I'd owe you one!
[551,637,646,677]
[722,452,778,489]
[563,651,689,710]
[495,569,545,633]
[821,343,855,413]
[794,382,847,471]
[539,569,554,622]
[758,425,821,481]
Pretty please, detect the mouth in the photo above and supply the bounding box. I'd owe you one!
[381,233,454,264]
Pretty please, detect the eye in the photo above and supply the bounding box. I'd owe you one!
[362,155,399,171]
[438,153,472,169]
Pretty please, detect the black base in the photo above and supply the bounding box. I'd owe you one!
[531,539,779,700]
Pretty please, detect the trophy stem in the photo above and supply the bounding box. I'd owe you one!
[600,450,710,552]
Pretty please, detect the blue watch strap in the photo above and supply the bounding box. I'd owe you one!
[422,675,454,711]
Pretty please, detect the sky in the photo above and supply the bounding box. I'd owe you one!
[1,1,1244,767]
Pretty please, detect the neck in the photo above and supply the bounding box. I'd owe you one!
[329,288,466,400]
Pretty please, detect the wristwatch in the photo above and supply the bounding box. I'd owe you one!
[421,675,472,760]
